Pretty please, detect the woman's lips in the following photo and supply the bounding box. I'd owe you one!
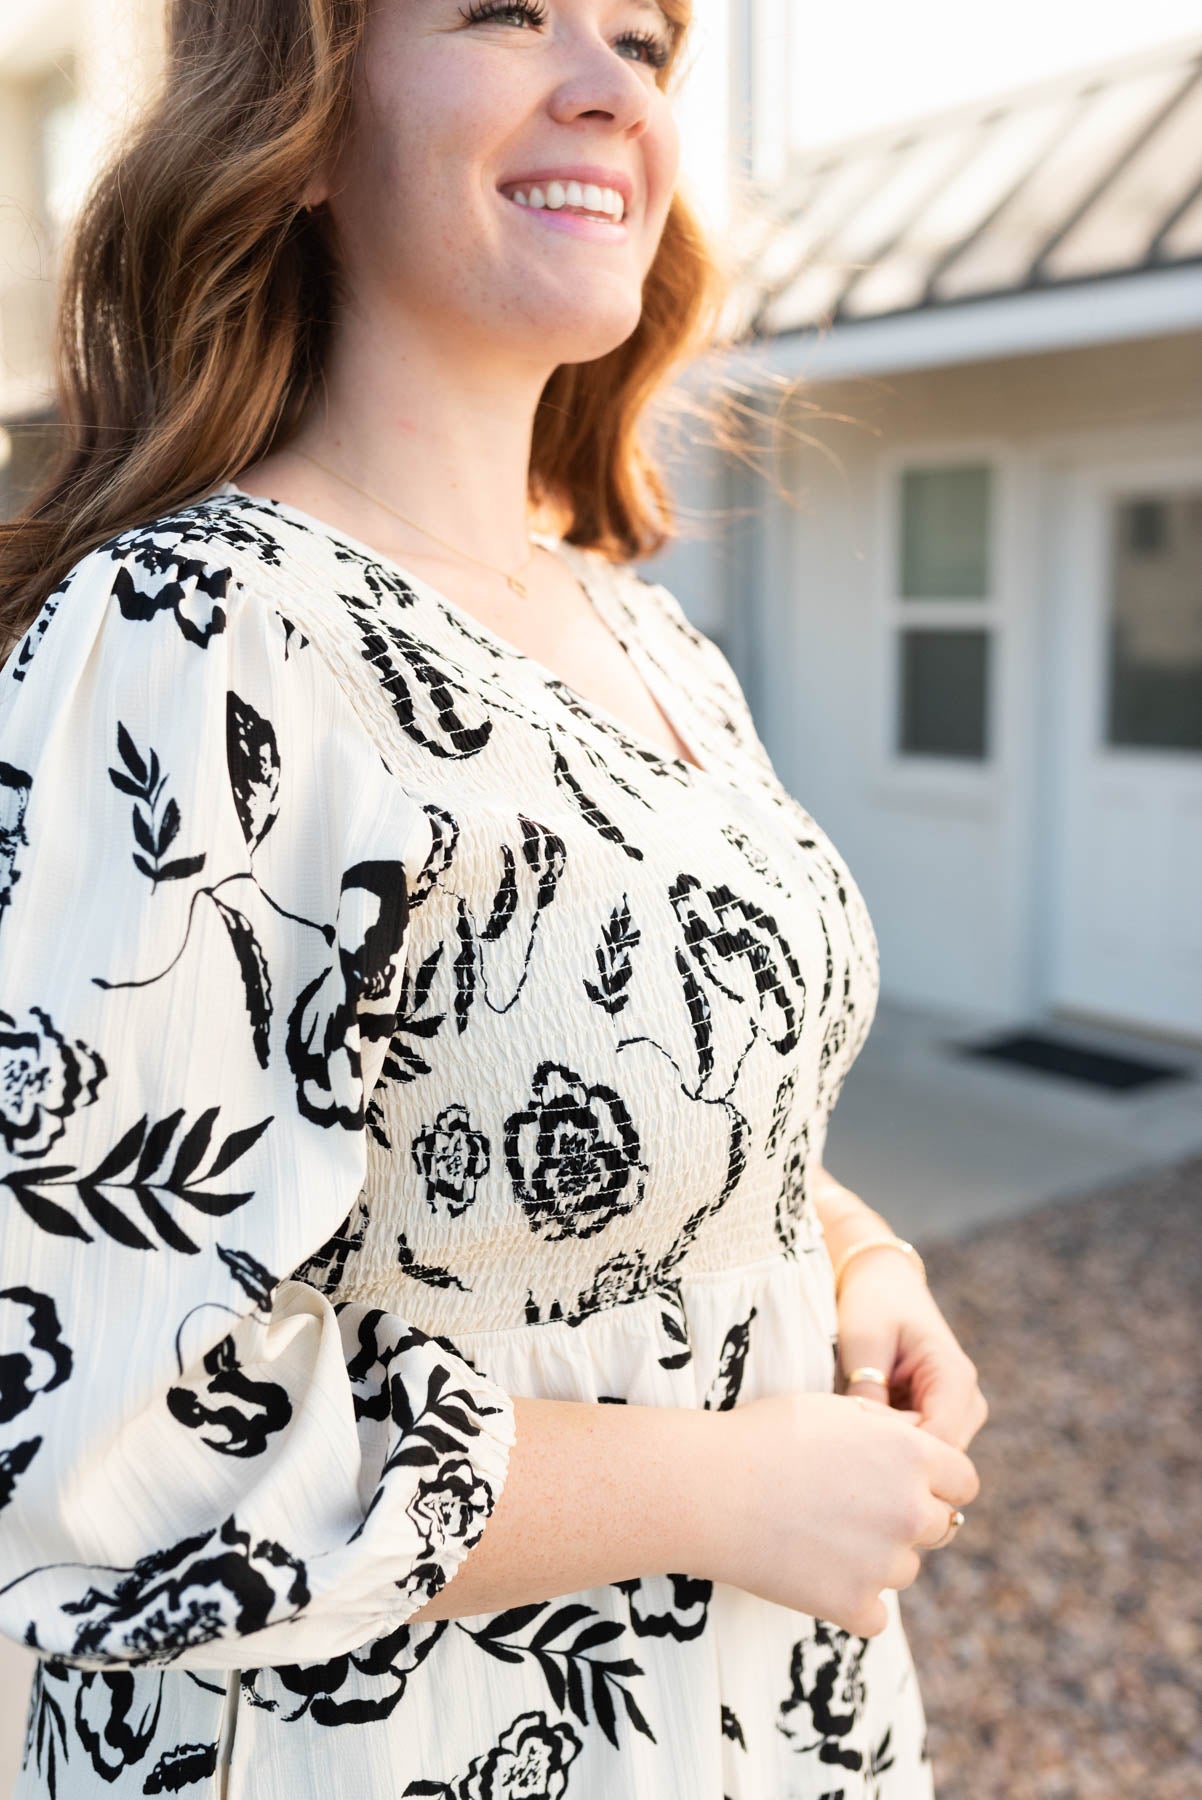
[500,191,628,242]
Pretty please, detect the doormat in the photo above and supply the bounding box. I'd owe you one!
[957,1029,1193,1093]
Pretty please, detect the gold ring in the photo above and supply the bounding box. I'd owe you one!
[845,1365,890,1388]
[931,1508,966,1549]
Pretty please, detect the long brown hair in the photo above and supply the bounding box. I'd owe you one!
[0,0,749,655]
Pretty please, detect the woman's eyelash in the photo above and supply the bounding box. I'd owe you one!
[456,0,673,70]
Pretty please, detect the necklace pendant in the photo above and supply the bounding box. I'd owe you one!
[507,574,528,597]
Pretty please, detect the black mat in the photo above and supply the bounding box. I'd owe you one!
[956,1029,1193,1092]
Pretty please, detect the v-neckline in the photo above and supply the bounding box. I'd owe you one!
[215,482,712,778]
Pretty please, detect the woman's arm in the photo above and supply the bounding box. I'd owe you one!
[815,1162,990,1448]
[811,1160,898,1268]
[405,1395,720,1623]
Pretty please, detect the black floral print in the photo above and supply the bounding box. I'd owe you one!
[0,1007,106,1160]
[0,759,32,931]
[504,1061,649,1242]
[0,489,927,1797]
[411,1103,491,1218]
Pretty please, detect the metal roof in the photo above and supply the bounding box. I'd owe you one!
[722,32,1202,345]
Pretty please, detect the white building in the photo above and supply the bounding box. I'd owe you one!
[652,29,1202,1044]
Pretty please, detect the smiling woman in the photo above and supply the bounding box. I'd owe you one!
[0,1,976,1796]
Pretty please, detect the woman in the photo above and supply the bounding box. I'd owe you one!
[0,0,987,1793]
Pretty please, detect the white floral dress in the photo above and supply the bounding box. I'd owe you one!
[0,483,934,1798]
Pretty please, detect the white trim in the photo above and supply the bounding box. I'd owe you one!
[715,263,1202,383]
[871,439,1018,802]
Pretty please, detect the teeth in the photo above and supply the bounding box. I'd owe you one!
[503,180,626,222]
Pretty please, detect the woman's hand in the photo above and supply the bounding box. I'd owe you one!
[835,1252,990,1453]
[710,1391,980,1636]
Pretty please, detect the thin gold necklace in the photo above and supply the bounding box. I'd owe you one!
[292,448,542,597]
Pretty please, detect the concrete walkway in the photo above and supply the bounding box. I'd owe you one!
[822,999,1202,1246]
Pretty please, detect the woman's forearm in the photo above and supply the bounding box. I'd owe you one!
[811,1161,895,1267]
[406,1395,723,1625]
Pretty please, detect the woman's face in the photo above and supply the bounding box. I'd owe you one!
[319,0,683,370]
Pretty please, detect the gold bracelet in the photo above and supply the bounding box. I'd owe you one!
[832,1235,927,1298]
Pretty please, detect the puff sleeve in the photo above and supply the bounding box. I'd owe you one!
[0,530,516,1671]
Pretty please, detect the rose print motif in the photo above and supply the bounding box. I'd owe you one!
[401,1455,500,1603]
[614,1571,713,1642]
[286,859,409,1129]
[0,760,31,933]
[459,1708,584,1800]
[241,1614,448,1727]
[0,1286,73,1422]
[574,1248,656,1315]
[776,1618,869,1774]
[411,1104,491,1218]
[38,1513,310,1665]
[0,1007,106,1159]
[504,1060,648,1242]
[110,552,233,649]
[669,873,807,1058]
[142,1740,219,1792]
[0,1439,41,1511]
[74,1669,164,1781]
[166,1331,293,1458]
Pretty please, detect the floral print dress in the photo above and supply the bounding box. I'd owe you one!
[0,484,934,1798]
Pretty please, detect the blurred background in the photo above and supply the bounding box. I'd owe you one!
[2,2,1200,1794]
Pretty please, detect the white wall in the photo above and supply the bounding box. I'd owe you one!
[672,328,1202,1020]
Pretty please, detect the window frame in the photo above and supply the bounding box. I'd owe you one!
[873,440,1015,803]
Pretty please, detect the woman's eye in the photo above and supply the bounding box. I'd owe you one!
[459,3,671,67]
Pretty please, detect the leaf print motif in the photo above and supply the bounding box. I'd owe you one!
[504,1061,649,1243]
[395,1229,473,1292]
[462,1607,655,1751]
[226,691,280,849]
[411,1103,490,1219]
[108,722,207,889]
[381,942,448,1087]
[290,1196,371,1295]
[0,759,31,933]
[702,1306,757,1412]
[0,1285,73,1422]
[583,895,640,1015]
[20,1655,71,1796]
[1,1109,272,1252]
[211,896,273,1068]
[0,1006,106,1159]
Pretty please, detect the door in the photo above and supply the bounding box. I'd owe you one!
[1047,455,1202,1039]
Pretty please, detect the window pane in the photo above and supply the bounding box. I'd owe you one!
[900,464,992,598]
[898,628,989,758]
[1106,490,1202,752]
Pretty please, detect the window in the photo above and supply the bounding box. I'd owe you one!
[1106,488,1202,753]
[890,462,996,762]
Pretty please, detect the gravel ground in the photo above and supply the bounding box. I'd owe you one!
[898,1153,1202,1800]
